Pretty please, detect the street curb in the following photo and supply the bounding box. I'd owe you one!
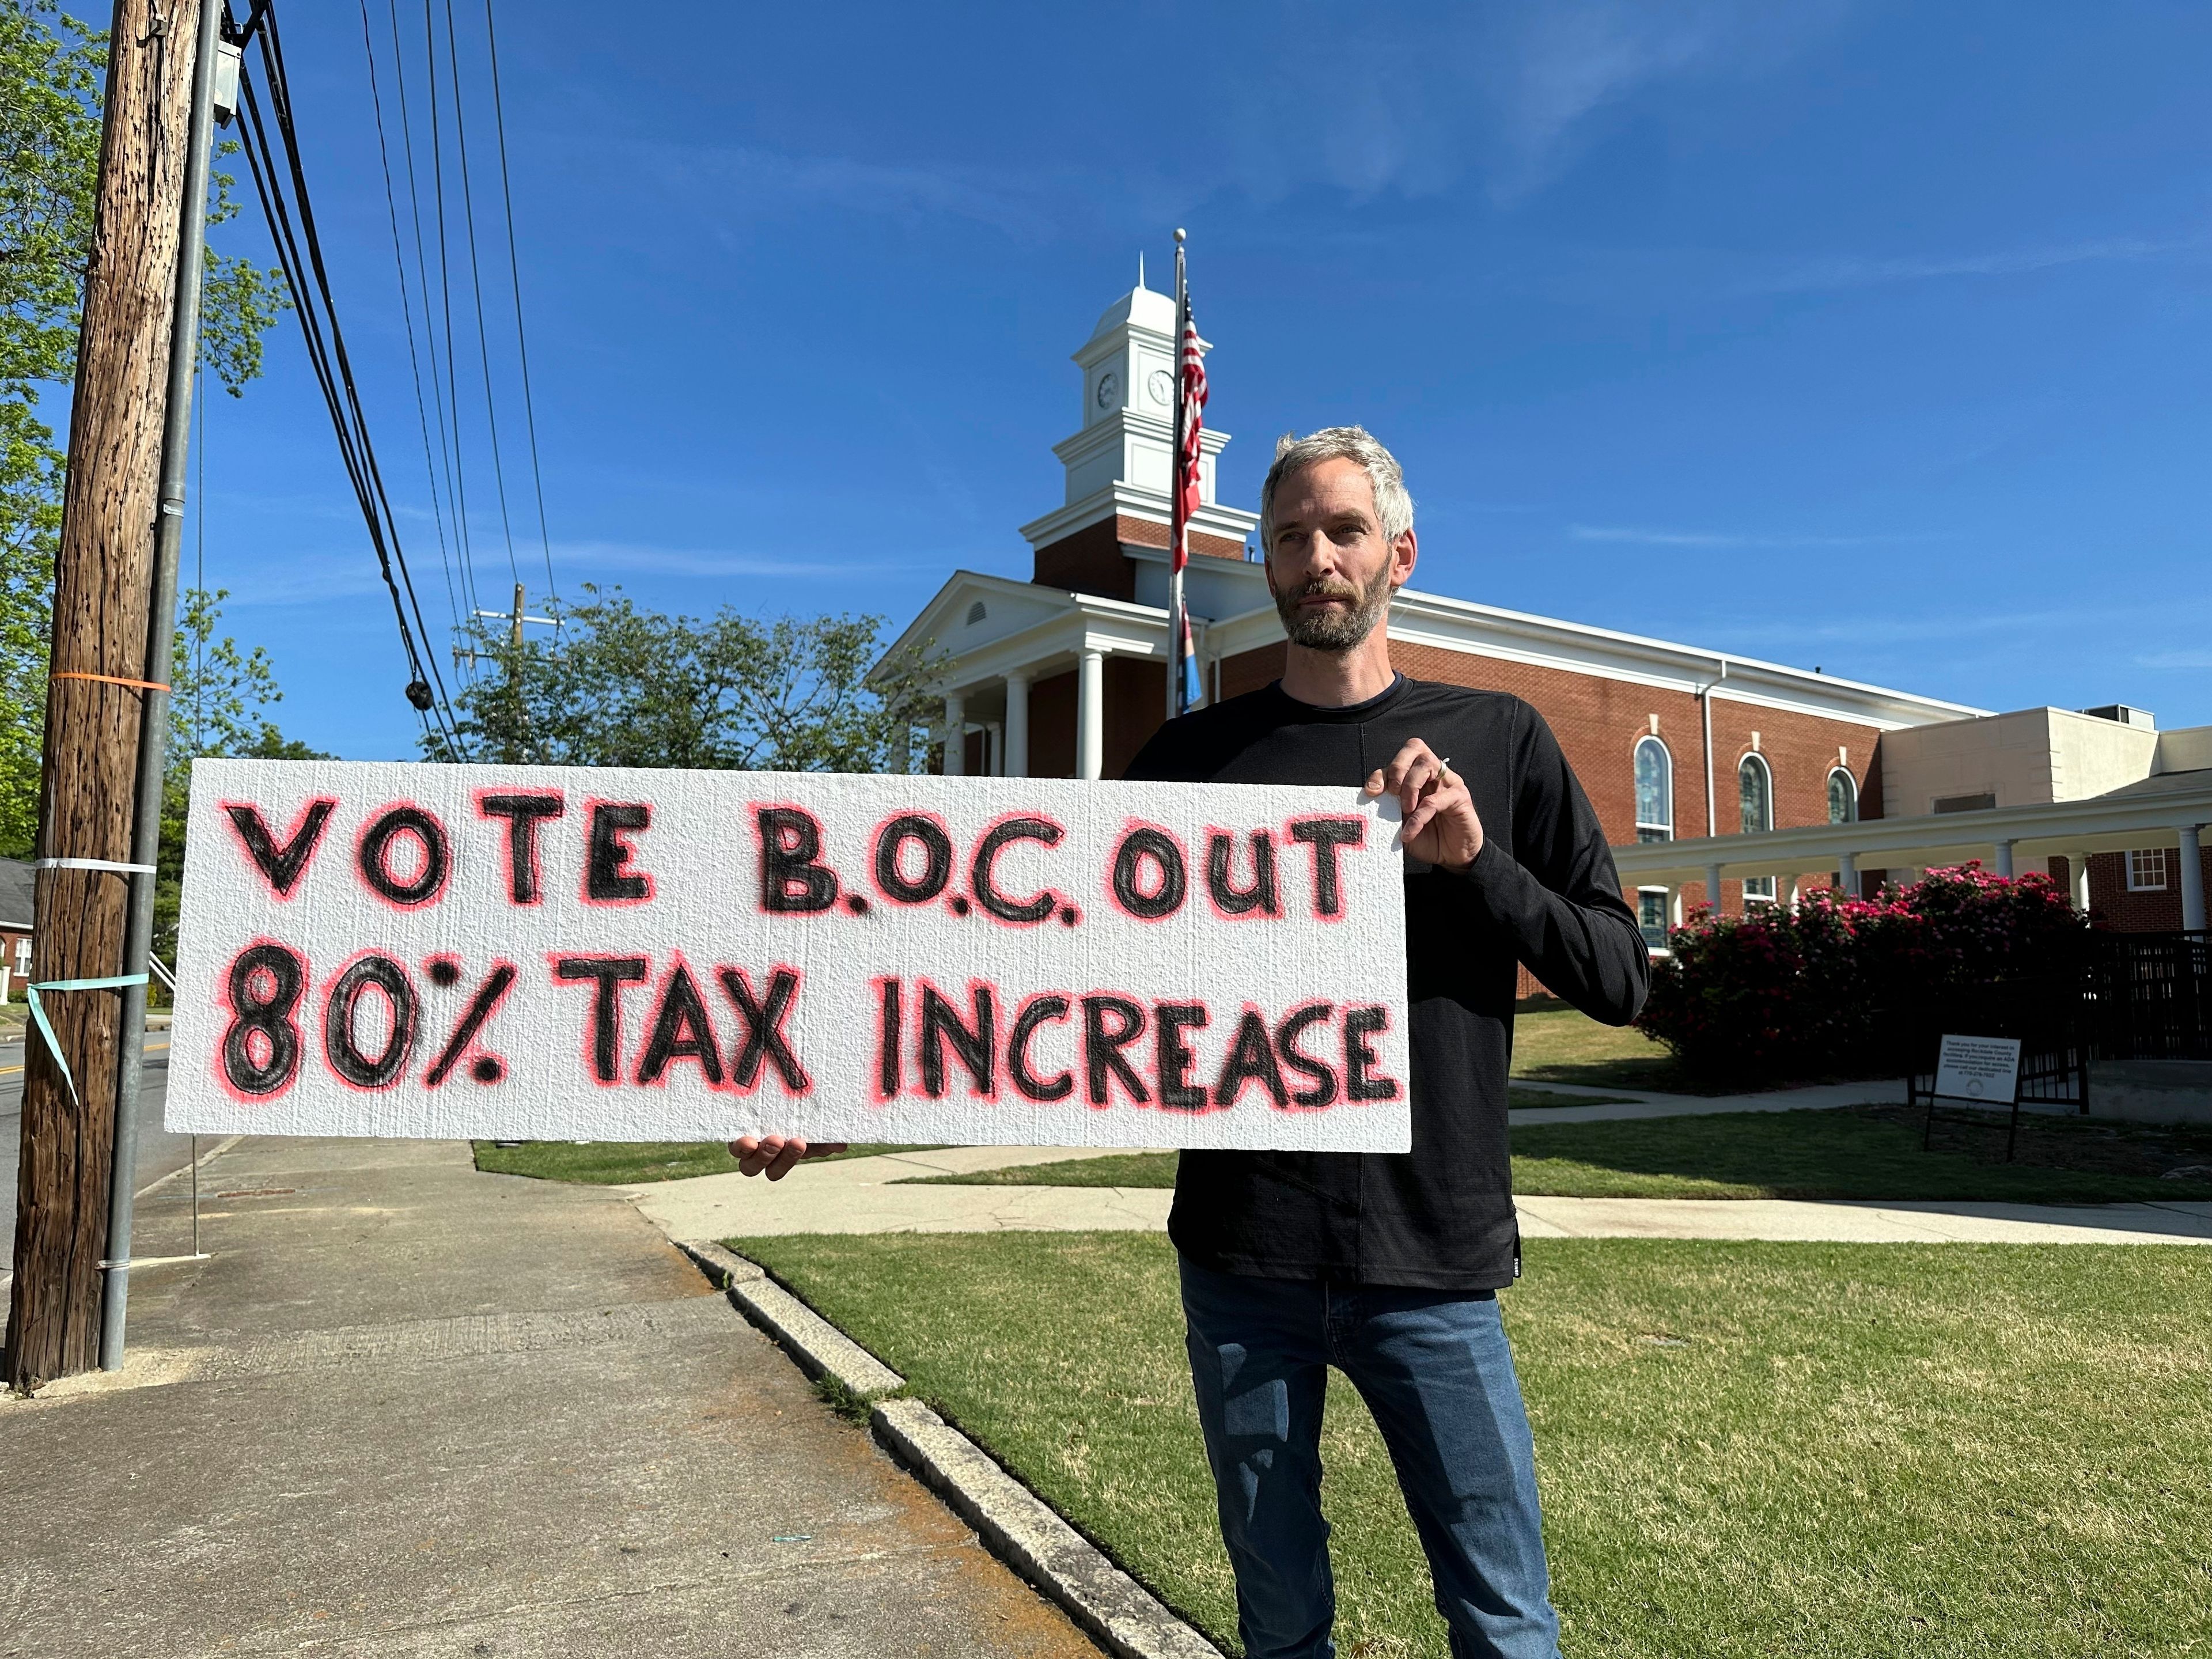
[873,1396,1224,1659]
[675,1240,1224,1659]
[673,1238,903,1397]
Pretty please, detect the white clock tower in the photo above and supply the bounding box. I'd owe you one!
[1017,270,1260,565]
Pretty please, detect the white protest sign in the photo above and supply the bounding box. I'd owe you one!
[1933,1034,2021,1104]
[166,761,1411,1152]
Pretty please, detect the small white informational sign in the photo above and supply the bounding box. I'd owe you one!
[165,761,1412,1152]
[1933,1034,2022,1104]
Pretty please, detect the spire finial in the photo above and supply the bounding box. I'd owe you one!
[1138,251,1145,290]
[1174,226,1185,244]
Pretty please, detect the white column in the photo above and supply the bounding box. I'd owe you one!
[2070,853,2092,912]
[1705,862,1725,918]
[1669,888,1684,927]
[986,721,1002,778]
[1993,839,2015,878]
[1838,850,1858,897]
[2180,825,2207,932]
[942,691,965,777]
[1076,650,1104,782]
[1003,672,1031,779]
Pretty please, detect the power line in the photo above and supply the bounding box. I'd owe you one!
[358,0,461,641]
[421,0,484,627]
[227,1,465,754]
[480,0,557,608]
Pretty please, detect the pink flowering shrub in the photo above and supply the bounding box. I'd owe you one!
[1637,865,2088,1087]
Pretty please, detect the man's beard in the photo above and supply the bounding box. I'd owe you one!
[1273,563,1396,652]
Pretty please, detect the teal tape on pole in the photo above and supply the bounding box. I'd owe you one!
[24,974,150,1108]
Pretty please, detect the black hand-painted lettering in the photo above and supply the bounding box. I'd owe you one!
[971,817,1063,923]
[1081,994,1149,1105]
[425,963,520,1086]
[222,942,305,1097]
[554,956,649,1082]
[1344,1005,1400,1101]
[873,815,953,904]
[1289,816,1365,918]
[638,964,725,1085]
[717,967,810,1092]
[919,982,996,1099]
[478,793,564,903]
[323,954,418,1088]
[586,803,653,902]
[1214,1010,1289,1108]
[1111,827,1186,921]
[1154,1002,1210,1112]
[1275,1004,1339,1107]
[225,800,335,897]
[359,805,450,907]
[1007,995,1073,1102]
[755,806,839,913]
[1205,830,1280,916]
[875,976,902,1097]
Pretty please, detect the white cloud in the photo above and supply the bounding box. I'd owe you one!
[2137,650,2212,671]
[547,538,889,579]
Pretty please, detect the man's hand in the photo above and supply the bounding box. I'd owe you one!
[728,1135,850,1180]
[1366,738,1484,873]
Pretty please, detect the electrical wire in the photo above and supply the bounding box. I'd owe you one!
[480,0,557,609]
[358,0,462,641]
[227,5,464,755]
[421,0,483,626]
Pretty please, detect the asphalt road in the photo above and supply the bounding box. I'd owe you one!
[1,1031,194,1263]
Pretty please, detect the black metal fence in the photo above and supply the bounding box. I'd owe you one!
[2086,930,2212,1062]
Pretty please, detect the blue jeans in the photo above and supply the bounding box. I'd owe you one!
[1179,1257,1560,1659]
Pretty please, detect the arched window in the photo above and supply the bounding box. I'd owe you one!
[1634,737,1672,843]
[1739,753,1775,902]
[1828,768,1858,824]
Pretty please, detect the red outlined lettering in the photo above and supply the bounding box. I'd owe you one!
[1106,822,1188,923]
[222,798,336,898]
[551,953,649,1084]
[1343,1005,1401,1101]
[357,802,450,910]
[916,976,997,1100]
[475,789,565,904]
[214,937,307,1104]
[1274,1001,1340,1108]
[716,964,812,1096]
[582,801,654,906]
[635,953,725,1088]
[1006,993,1074,1103]
[422,959,520,1086]
[1154,1001,1216,1113]
[1203,828,1281,921]
[1080,992,1149,1106]
[870,812,955,906]
[969,813,1066,926]
[869,975,902,1103]
[319,948,419,1091]
[1213,1005,1289,1109]
[1288,815,1366,921]
[752,804,840,914]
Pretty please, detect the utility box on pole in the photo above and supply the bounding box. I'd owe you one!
[5,0,206,1392]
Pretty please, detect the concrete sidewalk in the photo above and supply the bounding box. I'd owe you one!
[0,1137,1100,1659]
[1505,1075,1905,1124]
[626,1145,2212,1248]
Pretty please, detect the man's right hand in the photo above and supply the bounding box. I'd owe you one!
[728,1135,849,1180]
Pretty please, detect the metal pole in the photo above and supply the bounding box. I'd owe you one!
[100,0,223,1372]
[1166,230,1187,724]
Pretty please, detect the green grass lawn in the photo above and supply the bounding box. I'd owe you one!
[732,1230,2212,1658]
[1512,1003,1696,1092]
[471,1140,949,1184]
[902,1108,2212,1203]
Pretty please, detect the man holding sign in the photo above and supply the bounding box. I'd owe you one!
[741,428,1647,1659]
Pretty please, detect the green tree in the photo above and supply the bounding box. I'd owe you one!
[153,586,326,965]
[0,0,289,857]
[434,586,937,774]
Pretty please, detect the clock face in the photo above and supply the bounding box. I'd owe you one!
[1094,372,1119,410]
[1149,369,1173,406]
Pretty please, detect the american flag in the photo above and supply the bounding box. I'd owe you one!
[1168,286,1207,715]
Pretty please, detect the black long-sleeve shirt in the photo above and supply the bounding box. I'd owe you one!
[1124,674,1649,1289]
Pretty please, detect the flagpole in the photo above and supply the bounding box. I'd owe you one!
[1167,229,1188,722]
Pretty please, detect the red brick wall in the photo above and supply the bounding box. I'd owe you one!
[2082,847,2211,931]
[1032,514,1245,600]
[1029,669,1077,779]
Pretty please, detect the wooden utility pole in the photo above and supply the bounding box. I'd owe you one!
[6,0,204,1391]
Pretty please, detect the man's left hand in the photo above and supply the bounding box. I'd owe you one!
[1366,739,1484,873]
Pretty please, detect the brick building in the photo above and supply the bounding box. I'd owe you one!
[887,277,2211,961]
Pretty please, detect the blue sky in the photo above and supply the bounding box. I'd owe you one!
[187,1,2212,757]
